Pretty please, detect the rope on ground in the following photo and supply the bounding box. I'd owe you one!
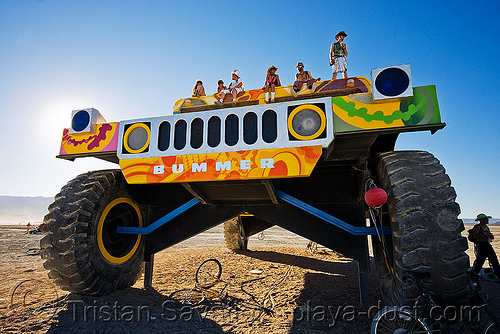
[27,293,70,325]
[253,264,294,323]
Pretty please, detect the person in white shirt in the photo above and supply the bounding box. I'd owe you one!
[215,70,244,106]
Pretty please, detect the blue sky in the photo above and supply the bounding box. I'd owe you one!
[0,0,499,218]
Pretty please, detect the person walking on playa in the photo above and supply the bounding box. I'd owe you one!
[472,213,500,280]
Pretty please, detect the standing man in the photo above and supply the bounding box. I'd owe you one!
[292,62,320,97]
[329,31,348,80]
[472,213,500,280]
[215,70,243,106]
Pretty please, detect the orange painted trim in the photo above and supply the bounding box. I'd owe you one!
[119,146,323,184]
[59,122,119,156]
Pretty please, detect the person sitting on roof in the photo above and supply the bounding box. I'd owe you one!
[263,65,281,103]
[216,79,226,94]
[215,70,244,106]
[192,80,206,97]
[292,62,320,97]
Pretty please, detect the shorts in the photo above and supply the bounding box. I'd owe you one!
[332,57,347,73]
[293,79,316,91]
[223,87,243,95]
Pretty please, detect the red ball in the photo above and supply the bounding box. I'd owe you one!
[365,188,388,208]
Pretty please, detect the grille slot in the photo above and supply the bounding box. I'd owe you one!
[174,120,187,150]
[225,114,239,147]
[158,121,171,151]
[190,118,204,149]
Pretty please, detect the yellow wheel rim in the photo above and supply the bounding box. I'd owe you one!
[97,197,143,264]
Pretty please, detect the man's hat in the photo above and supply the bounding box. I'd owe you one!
[475,213,492,221]
[231,70,240,77]
[296,62,304,68]
[335,31,347,39]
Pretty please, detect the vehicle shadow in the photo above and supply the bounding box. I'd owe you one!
[237,249,350,275]
[241,249,382,333]
[44,287,230,334]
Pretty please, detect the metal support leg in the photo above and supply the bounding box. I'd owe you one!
[357,253,371,305]
[144,254,154,289]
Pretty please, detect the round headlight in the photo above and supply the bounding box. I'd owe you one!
[374,67,410,97]
[72,110,90,132]
[124,123,150,154]
[288,105,326,140]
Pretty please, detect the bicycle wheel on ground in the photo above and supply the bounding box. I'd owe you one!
[195,259,222,287]
[484,320,500,334]
[168,288,205,306]
[371,306,431,334]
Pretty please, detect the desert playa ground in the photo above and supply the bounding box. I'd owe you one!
[0,224,499,334]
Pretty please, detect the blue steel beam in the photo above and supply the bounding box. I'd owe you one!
[115,191,391,236]
[276,190,391,236]
[116,198,200,235]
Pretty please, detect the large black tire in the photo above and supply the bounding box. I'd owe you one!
[40,170,145,296]
[223,216,248,251]
[372,151,469,305]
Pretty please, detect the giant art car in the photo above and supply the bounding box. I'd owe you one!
[41,64,469,305]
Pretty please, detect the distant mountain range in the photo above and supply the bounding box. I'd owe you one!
[463,218,500,225]
[0,196,53,224]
